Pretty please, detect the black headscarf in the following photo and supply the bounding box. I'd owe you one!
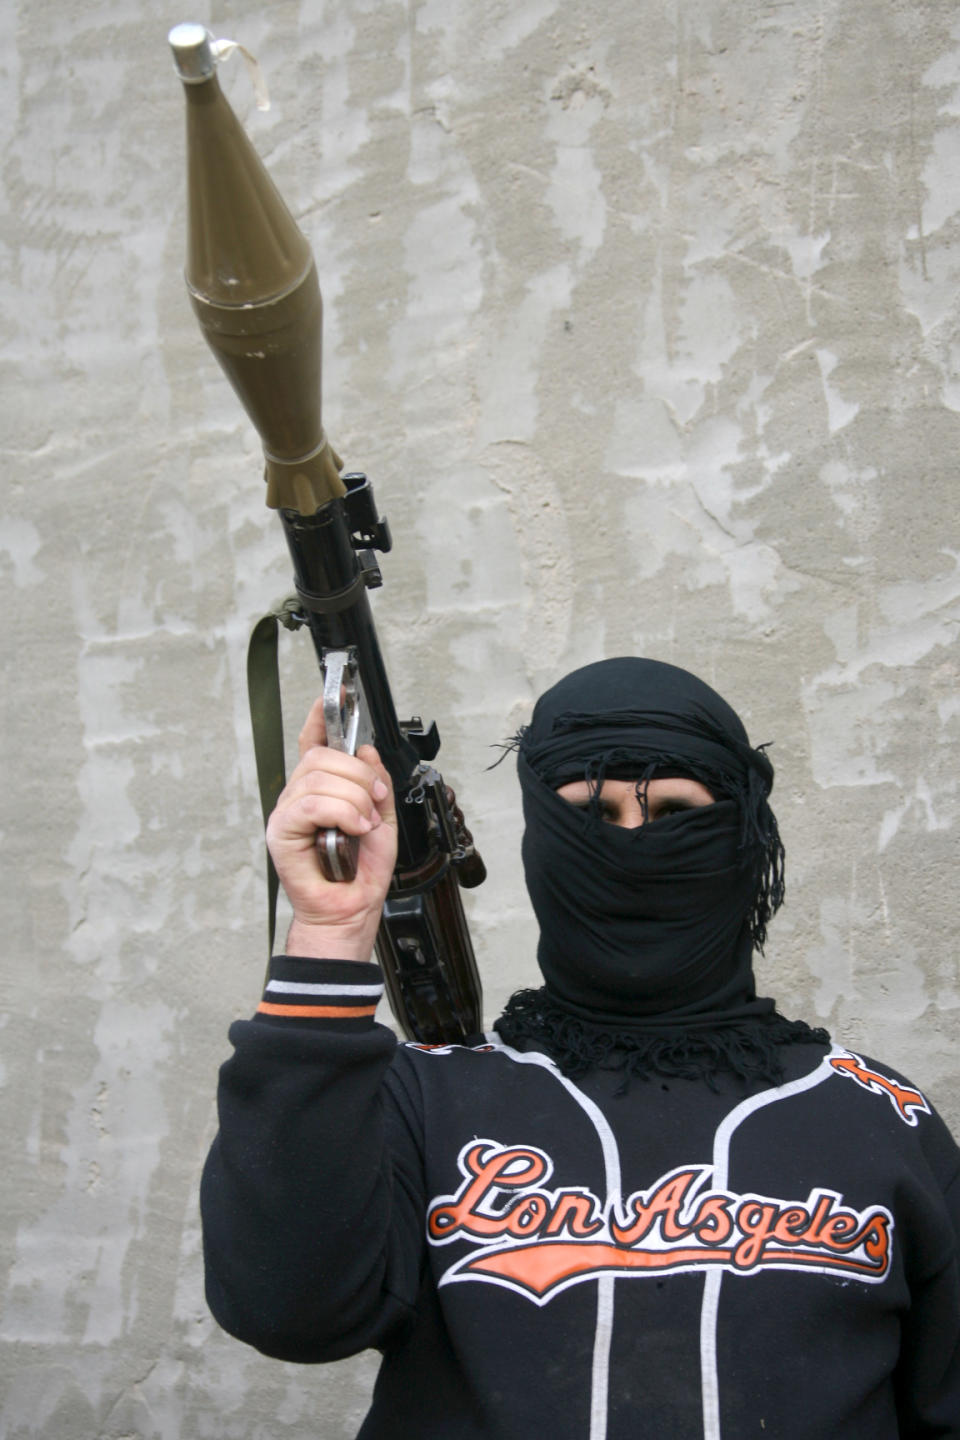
[495,658,827,1085]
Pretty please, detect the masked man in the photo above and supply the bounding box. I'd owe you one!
[202,658,960,1438]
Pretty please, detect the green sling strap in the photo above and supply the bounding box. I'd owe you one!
[246,598,305,957]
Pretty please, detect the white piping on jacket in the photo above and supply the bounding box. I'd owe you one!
[485,1035,621,1440]
[699,1045,844,1440]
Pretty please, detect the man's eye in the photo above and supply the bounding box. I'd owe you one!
[651,801,691,820]
[568,800,616,821]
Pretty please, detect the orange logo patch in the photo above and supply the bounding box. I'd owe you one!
[830,1052,930,1127]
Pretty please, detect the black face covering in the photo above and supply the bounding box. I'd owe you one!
[520,784,760,1019]
[496,658,827,1083]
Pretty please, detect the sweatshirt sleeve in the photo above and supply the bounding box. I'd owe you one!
[895,1117,960,1437]
[200,956,426,1363]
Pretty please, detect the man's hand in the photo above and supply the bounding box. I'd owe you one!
[266,696,397,960]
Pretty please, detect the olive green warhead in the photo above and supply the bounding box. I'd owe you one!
[169,23,343,512]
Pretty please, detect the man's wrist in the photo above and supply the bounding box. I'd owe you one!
[284,915,377,962]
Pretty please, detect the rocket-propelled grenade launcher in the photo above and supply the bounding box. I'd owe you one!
[169,23,484,1042]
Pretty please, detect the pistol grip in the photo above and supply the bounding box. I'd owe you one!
[316,648,366,884]
[316,828,360,883]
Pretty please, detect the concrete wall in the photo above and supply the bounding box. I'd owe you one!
[2,0,959,1434]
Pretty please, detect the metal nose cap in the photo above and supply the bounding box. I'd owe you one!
[168,22,215,82]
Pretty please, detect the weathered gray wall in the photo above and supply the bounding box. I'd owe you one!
[2,0,958,1434]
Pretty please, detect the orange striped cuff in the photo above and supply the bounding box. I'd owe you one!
[255,959,385,1025]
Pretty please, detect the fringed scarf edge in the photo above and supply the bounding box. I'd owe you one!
[494,986,830,1092]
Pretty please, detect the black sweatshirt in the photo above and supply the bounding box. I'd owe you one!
[202,957,960,1438]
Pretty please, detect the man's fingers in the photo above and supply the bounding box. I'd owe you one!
[357,745,396,826]
[280,769,383,832]
[290,742,380,793]
[274,742,395,849]
[286,792,376,838]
